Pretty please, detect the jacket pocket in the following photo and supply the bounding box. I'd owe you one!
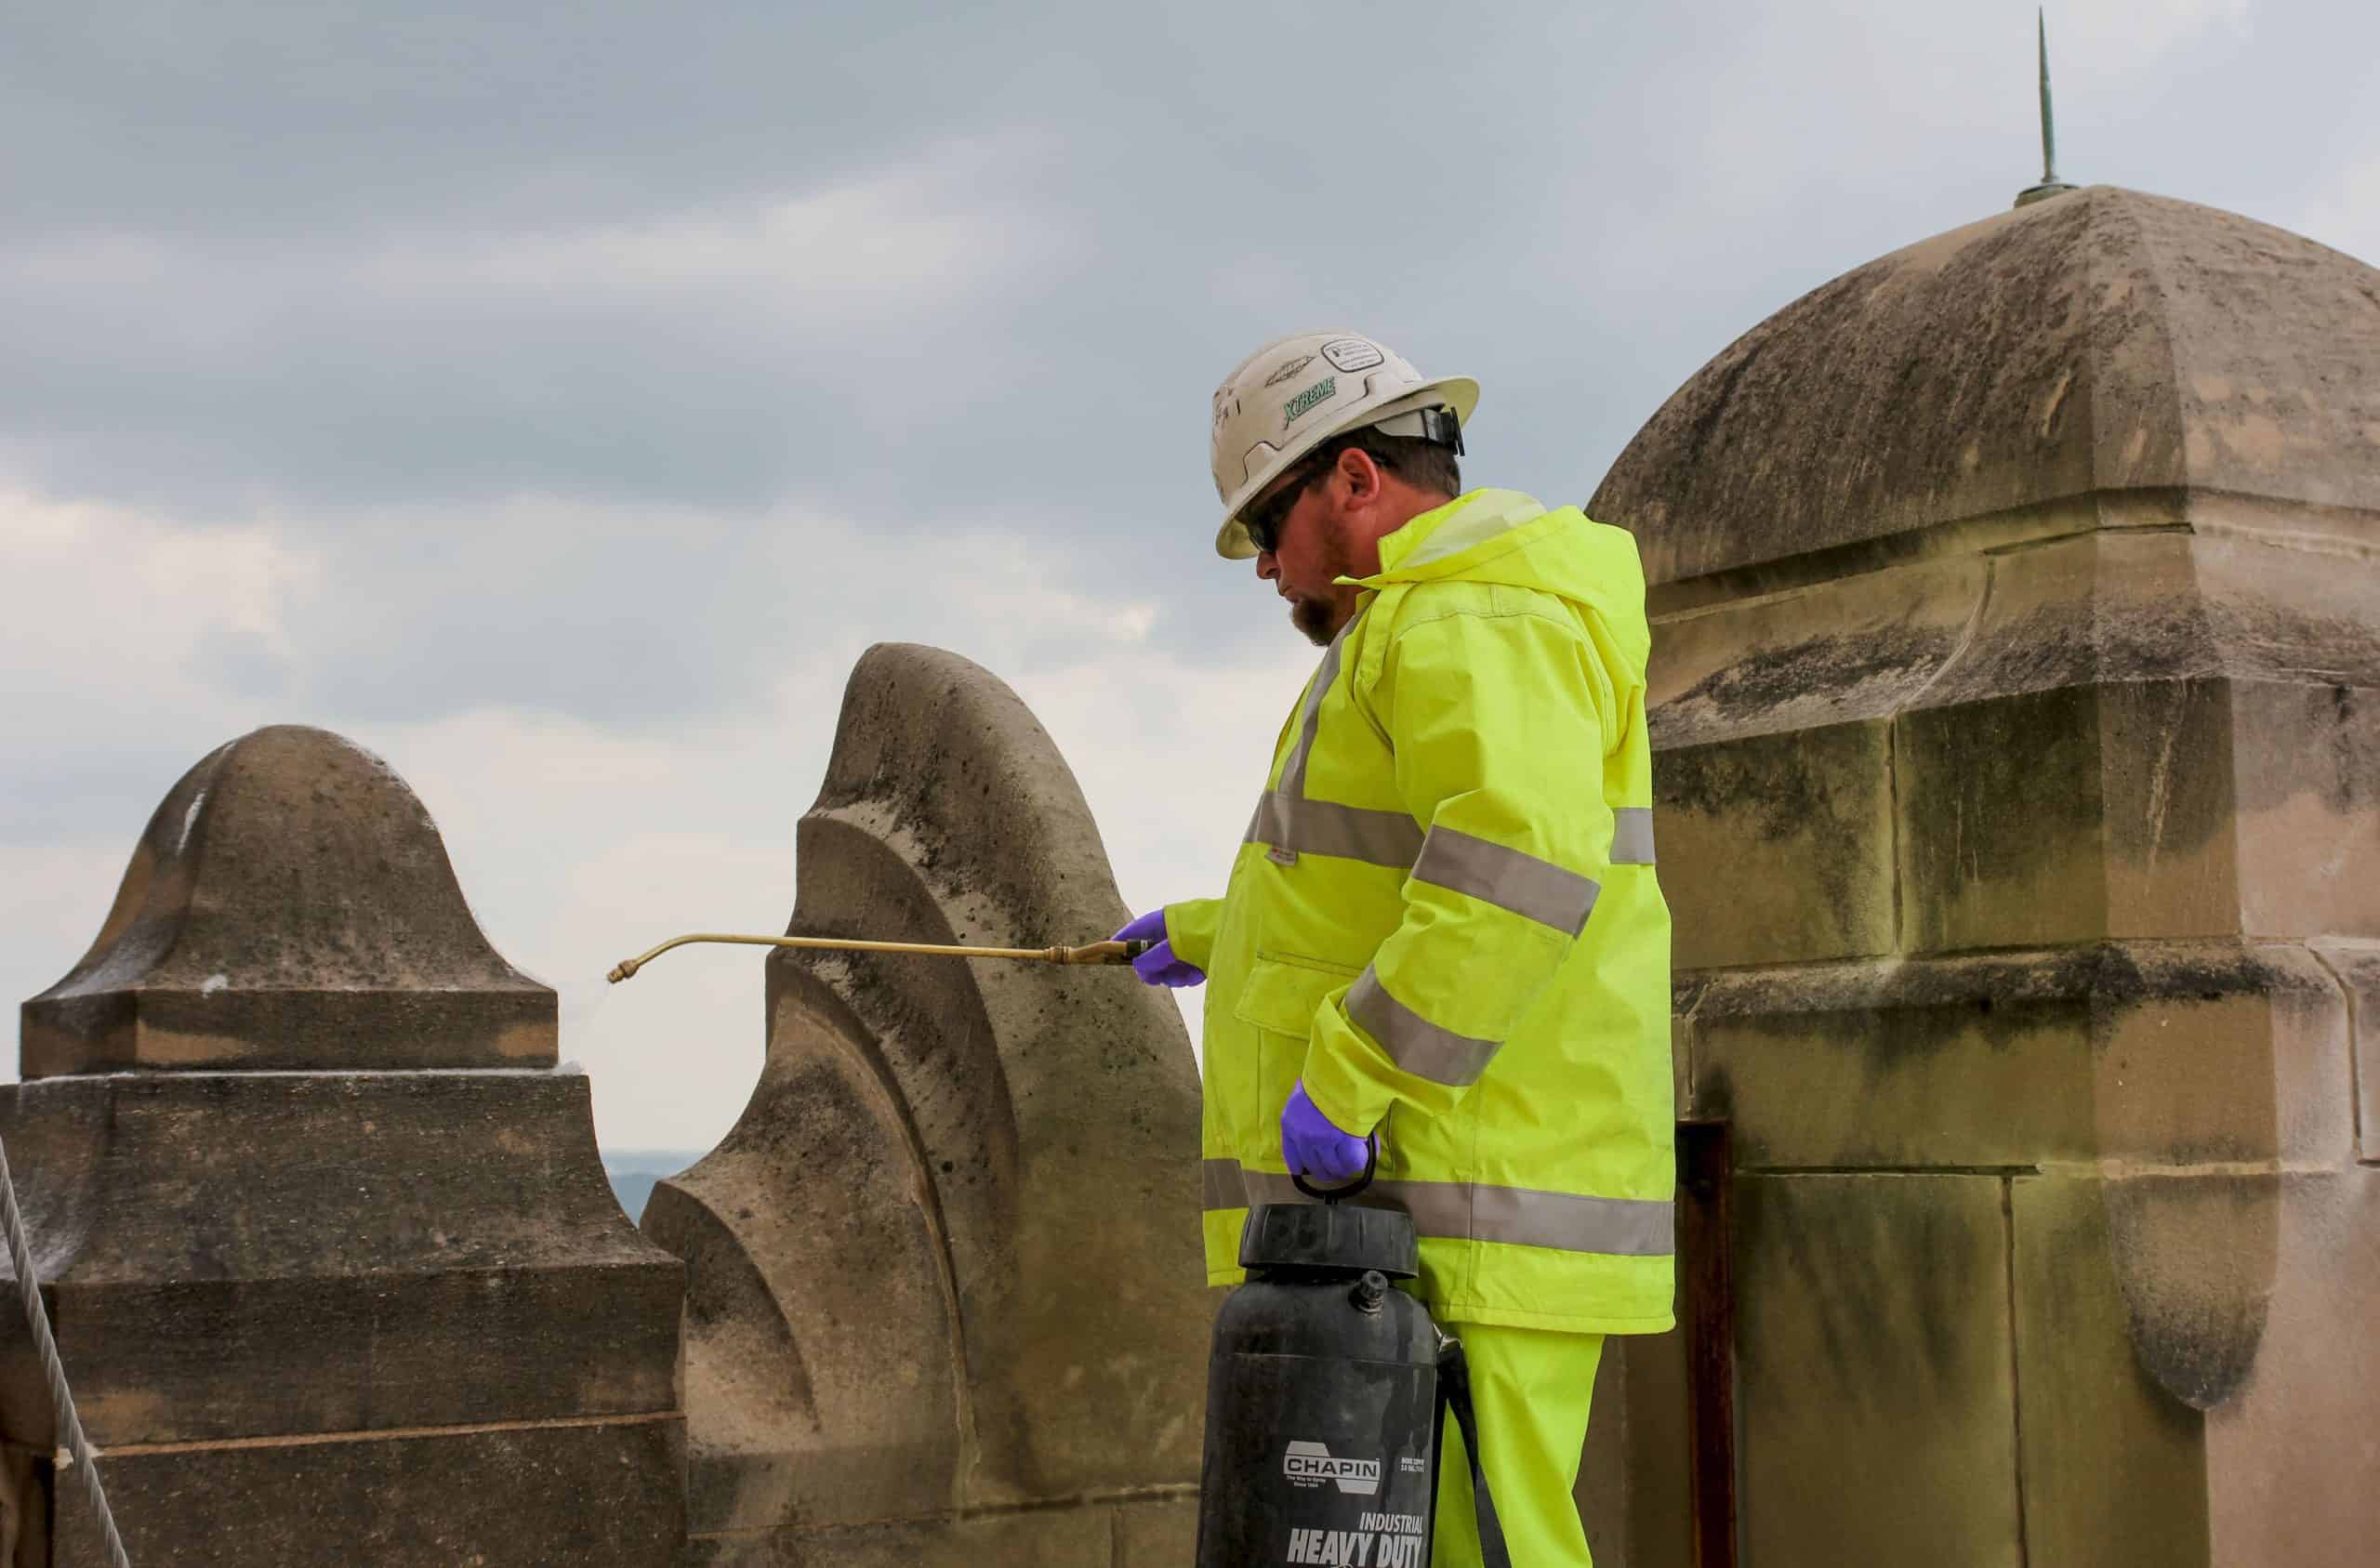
[1234,955,1359,1140]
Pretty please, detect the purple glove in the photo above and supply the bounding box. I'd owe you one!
[1281,1082,1370,1181]
[1115,909,1205,988]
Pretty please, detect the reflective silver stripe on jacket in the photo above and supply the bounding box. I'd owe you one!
[1276,623,1351,802]
[1202,1158,1673,1258]
[1411,825,1599,936]
[1253,802,1656,879]
[1203,1156,1248,1211]
[1347,970,1500,1087]
[1245,792,1425,870]
[1612,807,1657,865]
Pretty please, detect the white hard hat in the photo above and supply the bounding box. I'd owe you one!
[1208,331,1479,560]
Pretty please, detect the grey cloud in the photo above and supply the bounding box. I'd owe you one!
[10,4,2375,539]
[7,2,2379,751]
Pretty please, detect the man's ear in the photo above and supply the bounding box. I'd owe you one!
[1335,446,1383,507]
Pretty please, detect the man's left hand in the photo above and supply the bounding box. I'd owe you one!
[1281,1082,1369,1181]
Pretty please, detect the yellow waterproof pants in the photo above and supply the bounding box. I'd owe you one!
[1433,1325,1606,1568]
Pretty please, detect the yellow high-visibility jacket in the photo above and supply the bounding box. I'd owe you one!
[1168,488,1674,1335]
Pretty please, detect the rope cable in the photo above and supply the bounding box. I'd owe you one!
[0,1128,129,1568]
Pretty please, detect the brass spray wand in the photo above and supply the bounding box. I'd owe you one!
[606,931,1153,984]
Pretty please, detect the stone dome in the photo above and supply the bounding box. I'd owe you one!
[1590,186,2380,586]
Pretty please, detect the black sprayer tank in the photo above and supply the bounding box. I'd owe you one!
[1196,1199,1441,1567]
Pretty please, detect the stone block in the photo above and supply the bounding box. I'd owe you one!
[50,1409,682,1567]
[1578,1311,1704,1568]
[20,726,553,1077]
[1690,954,2097,1170]
[684,1505,1117,1568]
[1733,1174,2019,1566]
[1574,1330,1634,1567]
[1896,686,2109,955]
[1690,942,2346,1175]
[2099,1172,2278,1414]
[0,1071,679,1449]
[643,645,1209,1554]
[2201,1169,2380,1564]
[2312,942,2380,1163]
[1114,1490,1202,1566]
[1604,1323,1693,1568]
[1895,679,2242,956]
[2229,677,2380,942]
[1656,720,1897,969]
[2090,943,2350,1171]
[1912,529,2221,711]
[2095,679,2242,938]
[2008,1176,2211,1566]
[2190,522,2380,692]
[1645,551,1985,731]
[1887,528,2266,955]
[2013,1167,2380,1568]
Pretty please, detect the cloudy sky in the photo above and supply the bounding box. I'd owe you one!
[6,1,2374,1154]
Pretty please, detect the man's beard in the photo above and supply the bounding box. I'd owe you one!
[1288,528,1355,647]
[1290,594,1338,647]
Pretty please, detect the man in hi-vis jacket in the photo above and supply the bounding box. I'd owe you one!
[1117,330,1674,1568]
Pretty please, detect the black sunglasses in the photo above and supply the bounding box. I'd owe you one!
[1242,467,1316,554]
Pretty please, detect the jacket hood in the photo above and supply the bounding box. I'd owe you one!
[1351,488,1652,674]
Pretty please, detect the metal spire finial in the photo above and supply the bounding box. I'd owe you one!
[2016,8,2078,207]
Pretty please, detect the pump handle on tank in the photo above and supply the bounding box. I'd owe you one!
[1290,1138,1380,1204]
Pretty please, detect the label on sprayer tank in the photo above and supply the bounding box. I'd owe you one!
[1202,1352,1436,1566]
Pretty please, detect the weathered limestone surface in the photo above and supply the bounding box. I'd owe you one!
[643,645,1209,1567]
[1735,1175,2020,1566]
[1598,186,2380,586]
[49,1419,685,1567]
[1588,187,2380,1564]
[21,725,555,1077]
[4,726,685,1565]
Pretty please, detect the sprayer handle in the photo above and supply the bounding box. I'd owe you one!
[1061,940,1154,965]
[1291,1137,1380,1204]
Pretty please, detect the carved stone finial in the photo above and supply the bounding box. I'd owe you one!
[643,644,1209,1561]
[20,724,554,1077]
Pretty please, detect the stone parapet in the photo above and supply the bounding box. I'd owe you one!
[4,726,684,1565]
[1586,188,2380,1564]
[642,644,1210,1567]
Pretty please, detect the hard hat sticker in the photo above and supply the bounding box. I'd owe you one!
[1281,376,1337,429]
[1263,353,1318,388]
[1321,338,1385,373]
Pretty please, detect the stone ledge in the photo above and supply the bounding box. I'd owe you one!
[1678,940,2352,1170]
[0,1069,681,1447]
[47,1414,684,1568]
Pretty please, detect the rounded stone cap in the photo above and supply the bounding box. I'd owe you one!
[20,725,555,1076]
[1591,186,2380,586]
[1238,1201,1420,1279]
